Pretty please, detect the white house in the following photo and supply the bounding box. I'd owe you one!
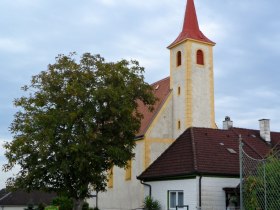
[137,122,280,210]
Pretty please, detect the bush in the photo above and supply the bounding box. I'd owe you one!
[52,196,73,210]
[82,202,89,210]
[36,203,45,210]
[143,196,161,210]
[25,203,35,210]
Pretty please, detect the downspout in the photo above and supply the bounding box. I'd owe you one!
[199,175,202,207]
[141,180,152,197]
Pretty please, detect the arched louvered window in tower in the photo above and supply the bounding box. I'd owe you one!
[177,51,182,66]
[196,50,204,65]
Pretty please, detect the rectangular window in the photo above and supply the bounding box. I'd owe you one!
[168,191,184,209]
[177,120,181,130]
[178,86,181,95]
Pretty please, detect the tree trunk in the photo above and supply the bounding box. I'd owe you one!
[73,199,84,210]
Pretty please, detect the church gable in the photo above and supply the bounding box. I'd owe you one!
[137,77,171,137]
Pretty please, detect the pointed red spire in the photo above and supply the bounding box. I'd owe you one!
[168,0,215,48]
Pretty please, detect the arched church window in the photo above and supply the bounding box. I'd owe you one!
[196,50,204,65]
[177,51,182,66]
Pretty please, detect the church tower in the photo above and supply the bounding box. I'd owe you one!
[168,0,216,138]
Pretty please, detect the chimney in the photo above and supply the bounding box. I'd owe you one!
[223,116,233,130]
[259,119,271,142]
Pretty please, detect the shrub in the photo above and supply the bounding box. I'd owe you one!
[82,202,89,210]
[143,196,161,210]
[51,196,73,210]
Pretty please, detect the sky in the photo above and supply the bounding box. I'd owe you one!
[0,0,280,189]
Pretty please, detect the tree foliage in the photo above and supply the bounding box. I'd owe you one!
[243,152,280,210]
[3,53,156,206]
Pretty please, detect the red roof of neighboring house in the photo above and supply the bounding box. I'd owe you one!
[136,77,171,137]
[168,0,215,49]
[138,127,280,181]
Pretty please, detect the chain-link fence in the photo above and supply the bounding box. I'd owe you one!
[240,138,280,210]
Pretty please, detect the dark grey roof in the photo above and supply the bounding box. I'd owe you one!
[0,189,56,206]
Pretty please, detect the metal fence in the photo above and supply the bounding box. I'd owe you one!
[240,137,280,210]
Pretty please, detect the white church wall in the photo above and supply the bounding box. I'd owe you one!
[148,96,173,139]
[90,141,145,210]
[191,43,213,128]
[170,44,187,139]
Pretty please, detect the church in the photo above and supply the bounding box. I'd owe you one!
[88,0,280,209]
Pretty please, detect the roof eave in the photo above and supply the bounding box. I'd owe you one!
[138,171,240,182]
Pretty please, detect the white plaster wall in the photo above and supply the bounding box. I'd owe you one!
[191,43,212,128]
[170,44,187,139]
[89,141,145,210]
[147,178,199,210]
[148,98,173,139]
[150,142,172,163]
[201,177,239,210]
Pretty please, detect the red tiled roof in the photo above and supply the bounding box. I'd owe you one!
[138,127,279,181]
[168,0,215,48]
[136,77,171,137]
[271,131,280,150]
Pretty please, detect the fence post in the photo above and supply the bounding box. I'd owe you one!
[239,135,243,210]
[263,160,267,210]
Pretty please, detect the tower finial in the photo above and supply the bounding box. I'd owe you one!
[168,0,215,48]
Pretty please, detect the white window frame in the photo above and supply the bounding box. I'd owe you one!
[168,190,184,210]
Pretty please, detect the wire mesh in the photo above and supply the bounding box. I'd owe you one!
[241,142,280,210]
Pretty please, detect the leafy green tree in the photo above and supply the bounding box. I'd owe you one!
[3,53,156,210]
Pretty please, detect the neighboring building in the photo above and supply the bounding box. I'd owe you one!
[88,0,280,210]
[0,189,56,210]
[137,121,280,210]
